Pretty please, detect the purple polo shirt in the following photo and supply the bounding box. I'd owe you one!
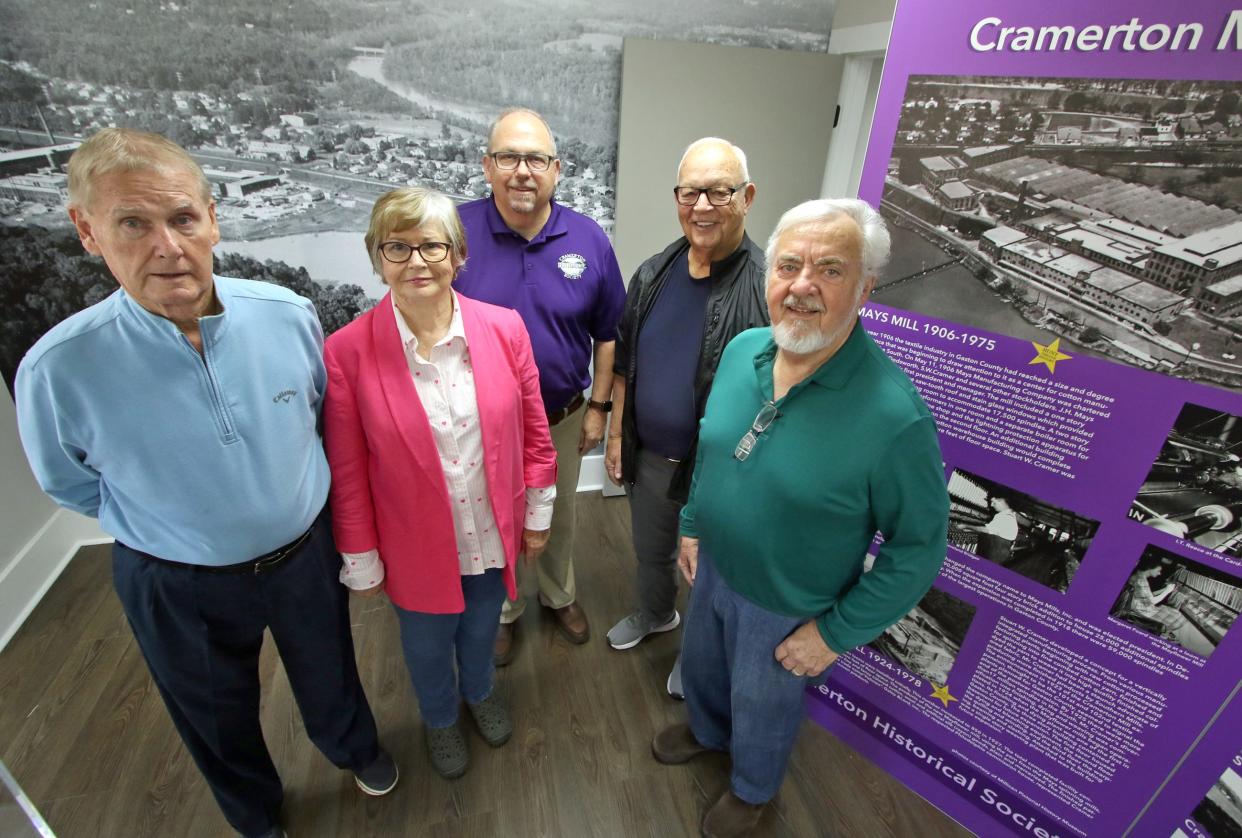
[455,197,625,412]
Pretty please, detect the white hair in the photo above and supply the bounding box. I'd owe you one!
[676,137,749,182]
[765,198,891,280]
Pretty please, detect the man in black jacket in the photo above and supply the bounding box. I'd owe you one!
[604,138,769,696]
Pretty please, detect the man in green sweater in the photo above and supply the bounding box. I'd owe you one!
[651,198,949,838]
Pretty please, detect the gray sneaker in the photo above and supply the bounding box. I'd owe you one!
[667,654,684,700]
[606,609,680,650]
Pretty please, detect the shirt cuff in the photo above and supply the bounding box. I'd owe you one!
[339,549,385,590]
[524,484,556,530]
[814,614,849,655]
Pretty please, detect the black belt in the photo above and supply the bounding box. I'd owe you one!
[547,393,585,426]
[132,522,316,575]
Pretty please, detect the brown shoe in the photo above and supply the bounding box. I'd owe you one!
[652,722,712,765]
[494,622,517,667]
[702,790,764,838]
[546,601,590,644]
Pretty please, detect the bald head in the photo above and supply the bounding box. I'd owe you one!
[486,107,558,157]
[676,137,749,183]
[676,137,754,267]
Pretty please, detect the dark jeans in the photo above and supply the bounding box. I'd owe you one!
[393,568,506,728]
[112,510,380,838]
[681,550,828,804]
[627,448,683,623]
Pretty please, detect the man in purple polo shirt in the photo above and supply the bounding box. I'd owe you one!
[455,107,626,664]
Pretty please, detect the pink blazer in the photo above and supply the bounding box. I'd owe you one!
[323,292,557,613]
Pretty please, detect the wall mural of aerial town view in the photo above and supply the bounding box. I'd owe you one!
[0,0,835,392]
[875,75,1242,392]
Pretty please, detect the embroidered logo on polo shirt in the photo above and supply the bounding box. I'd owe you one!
[557,253,587,280]
[272,389,297,403]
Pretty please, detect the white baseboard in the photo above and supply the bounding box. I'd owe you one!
[0,509,110,653]
[578,451,605,491]
[578,451,627,497]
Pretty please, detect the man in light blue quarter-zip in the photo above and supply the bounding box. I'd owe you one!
[14,129,395,838]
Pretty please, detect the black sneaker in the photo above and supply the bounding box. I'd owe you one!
[246,827,286,838]
[353,747,399,796]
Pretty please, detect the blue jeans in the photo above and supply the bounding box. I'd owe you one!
[393,568,506,728]
[681,551,827,804]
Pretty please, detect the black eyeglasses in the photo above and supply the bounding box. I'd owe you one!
[673,183,748,207]
[489,152,557,172]
[734,401,779,461]
[379,241,451,264]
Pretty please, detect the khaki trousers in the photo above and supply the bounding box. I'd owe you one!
[500,400,584,622]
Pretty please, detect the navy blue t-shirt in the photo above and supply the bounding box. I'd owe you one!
[634,255,712,460]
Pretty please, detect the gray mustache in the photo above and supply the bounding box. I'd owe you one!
[783,295,824,312]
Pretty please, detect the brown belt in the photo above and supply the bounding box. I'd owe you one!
[547,393,585,426]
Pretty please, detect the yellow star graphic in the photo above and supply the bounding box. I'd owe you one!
[1029,338,1072,373]
[930,682,957,708]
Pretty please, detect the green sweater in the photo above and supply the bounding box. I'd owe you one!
[679,324,949,653]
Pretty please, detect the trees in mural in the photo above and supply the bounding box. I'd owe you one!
[0,226,373,392]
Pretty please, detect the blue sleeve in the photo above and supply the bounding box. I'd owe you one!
[14,357,103,517]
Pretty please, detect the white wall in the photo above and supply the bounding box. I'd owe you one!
[0,390,107,651]
[0,393,57,563]
[820,0,894,200]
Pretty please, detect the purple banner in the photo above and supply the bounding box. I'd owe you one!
[811,2,1242,836]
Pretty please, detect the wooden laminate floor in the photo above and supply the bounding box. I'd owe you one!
[0,494,973,838]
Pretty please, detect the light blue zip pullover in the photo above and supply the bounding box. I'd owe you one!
[16,276,331,565]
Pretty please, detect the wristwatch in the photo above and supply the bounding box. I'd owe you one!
[586,398,613,412]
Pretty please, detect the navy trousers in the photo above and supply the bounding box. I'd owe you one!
[112,510,380,837]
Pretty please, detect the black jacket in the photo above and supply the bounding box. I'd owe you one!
[613,233,769,502]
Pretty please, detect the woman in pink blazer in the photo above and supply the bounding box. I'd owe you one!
[324,187,557,780]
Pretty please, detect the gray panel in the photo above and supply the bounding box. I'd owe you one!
[615,38,843,278]
[833,0,897,30]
